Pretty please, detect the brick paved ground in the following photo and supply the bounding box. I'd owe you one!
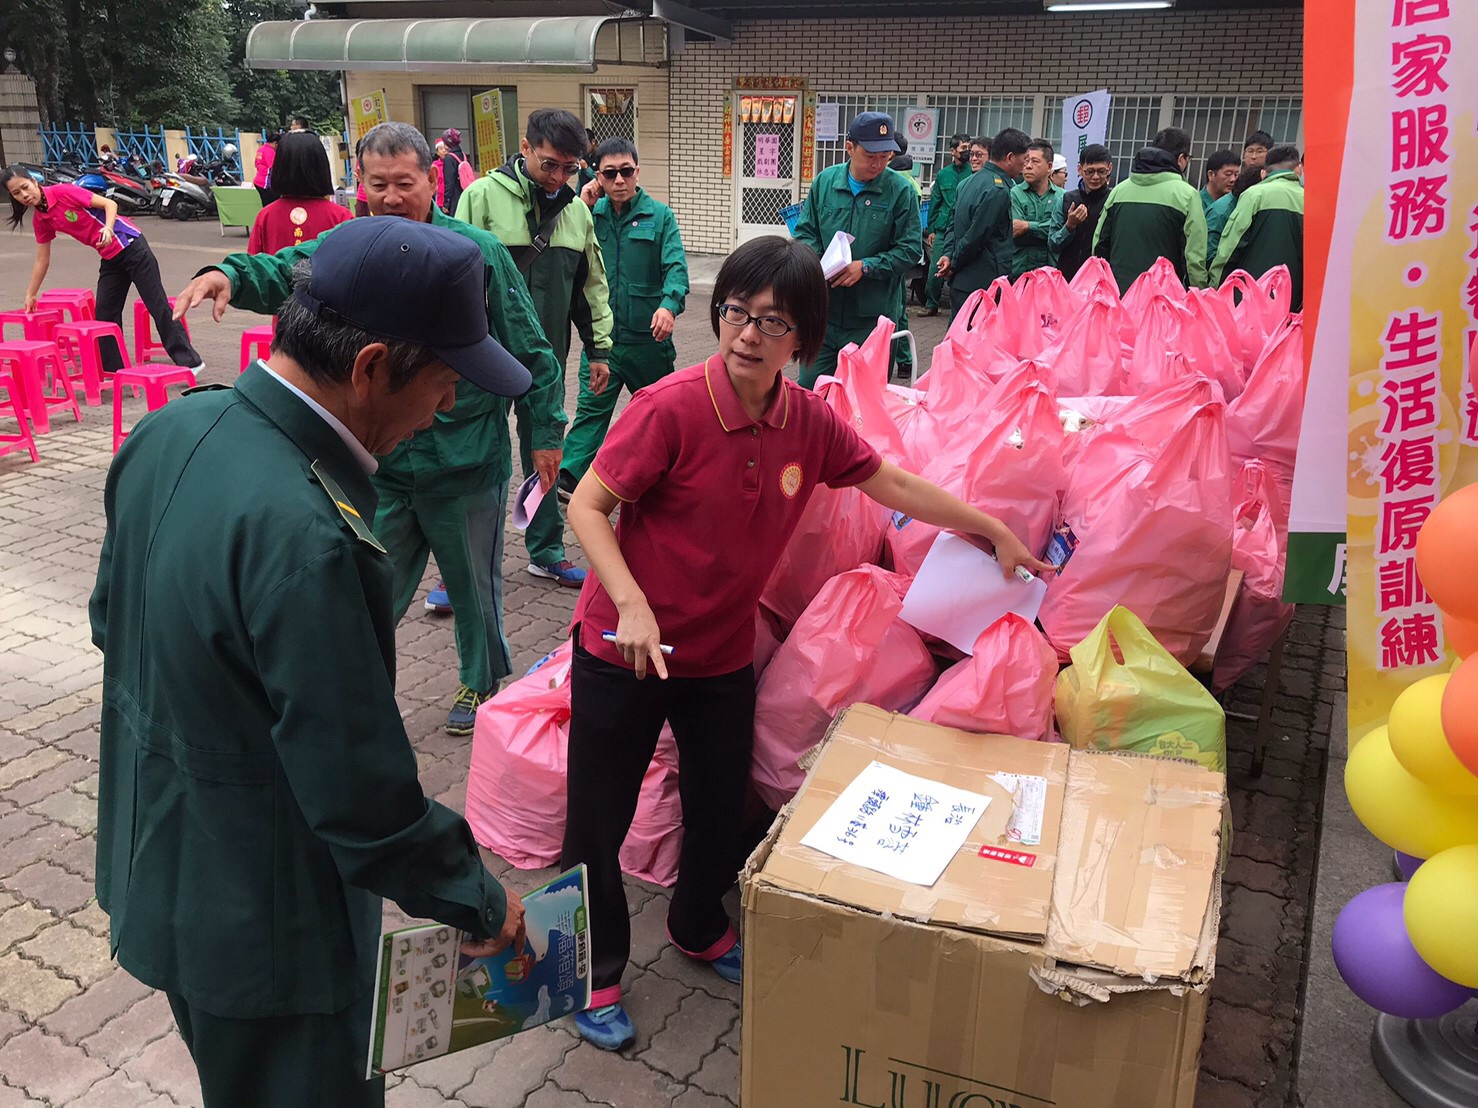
[0,217,1344,1106]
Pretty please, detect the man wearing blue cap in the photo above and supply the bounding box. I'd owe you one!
[793,110,923,387]
[91,218,531,1107]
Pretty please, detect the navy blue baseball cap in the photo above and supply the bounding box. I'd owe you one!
[848,111,898,153]
[292,217,532,397]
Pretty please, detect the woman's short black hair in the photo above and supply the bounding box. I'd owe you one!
[269,131,335,199]
[710,236,828,367]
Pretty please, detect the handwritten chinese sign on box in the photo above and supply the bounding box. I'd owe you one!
[800,761,992,886]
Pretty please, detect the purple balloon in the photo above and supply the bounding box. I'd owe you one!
[1396,851,1424,881]
[1332,883,1471,1019]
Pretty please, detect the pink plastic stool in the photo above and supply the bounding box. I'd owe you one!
[56,321,131,406]
[38,288,97,323]
[0,308,64,343]
[239,322,275,373]
[133,299,191,364]
[0,340,82,435]
[0,372,40,464]
[111,363,197,452]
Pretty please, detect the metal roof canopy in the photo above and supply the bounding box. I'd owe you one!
[244,15,664,73]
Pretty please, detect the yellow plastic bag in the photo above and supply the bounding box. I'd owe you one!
[1055,606,1227,774]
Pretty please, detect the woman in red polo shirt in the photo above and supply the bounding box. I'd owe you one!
[4,165,202,374]
[562,235,1052,1050]
[247,131,352,255]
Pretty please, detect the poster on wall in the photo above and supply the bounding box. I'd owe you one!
[1312,0,1478,743]
[754,134,781,179]
[473,89,506,172]
[350,90,389,143]
[1059,91,1110,166]
[903,108,938,163]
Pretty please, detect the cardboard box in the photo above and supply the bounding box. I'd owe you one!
[741,704,1223,1108]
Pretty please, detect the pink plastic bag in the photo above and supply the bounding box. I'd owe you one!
[1042,289,1130,397]
[752,567,937,810]
[909,614,1058,740]
[1009,267,1076,358]
[1039,403,1235,665]
[1226,314,1304,527]
[468,643,684,882]
[902,341,1013,473]
[467,643,574,868]
[1069,256,1121,305]
[1183,288,1245,402]
[1122,257,1186,320]
[619,729,684,887]
[1258,264,1295,320]
[1213,462,1296,692]
[832,324,912,464]
[1125,295,1203,395]
[889,362,1066,574]
[1217,269,1281,373]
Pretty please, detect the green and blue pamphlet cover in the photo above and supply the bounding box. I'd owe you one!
[366,865,591,1076]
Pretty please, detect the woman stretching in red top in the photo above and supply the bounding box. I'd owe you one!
[247,131,352,255]
[561,235,1053,1050]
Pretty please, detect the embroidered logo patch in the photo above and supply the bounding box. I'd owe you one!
[65,210,79,222]
[290,206,309,226]
[779,463,803,499]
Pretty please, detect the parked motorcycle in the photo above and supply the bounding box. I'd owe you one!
[159,146,241,220]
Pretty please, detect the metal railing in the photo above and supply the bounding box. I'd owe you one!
[186,127,244,175]
[38,122,98,164]
[113,125,169,166]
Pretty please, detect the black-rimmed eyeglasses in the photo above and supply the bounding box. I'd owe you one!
[717,303,796,338]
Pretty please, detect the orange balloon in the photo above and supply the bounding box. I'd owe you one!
[1448,613,1478,660]
[1442,661,1478,777]
[1416,485,1478,622]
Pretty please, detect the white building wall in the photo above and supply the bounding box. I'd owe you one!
[669,10,1304,254]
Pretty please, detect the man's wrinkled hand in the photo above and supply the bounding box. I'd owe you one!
[829,260,865,288]
[589,360,611,396]
[175,270,233,323]
[934,255,951,278]
[650,307,675,342]
[532,449,562,494]
[460,895,527,958]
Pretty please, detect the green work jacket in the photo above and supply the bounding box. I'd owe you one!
[90,366,507,1019]
[1010,180,1066,276]
[1211,171,1304,309]
[1092,147,1210,292]
[925,161,973,238]
[592,187,689,346]
[457,157,613,365]
[793,162,923,329]
[939,161,1016,296]
[210,206,563,494]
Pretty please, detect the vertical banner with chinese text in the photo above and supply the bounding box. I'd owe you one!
[1336,0,1478,743]
[350,90,388,143]
[473,89,506,172]
[722,91,734,179]
[1060,91,1111,165]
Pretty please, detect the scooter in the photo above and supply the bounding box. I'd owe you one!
[158,147,240,221]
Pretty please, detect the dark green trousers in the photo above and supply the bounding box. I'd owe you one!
[514,394,566,568]
[561,340,677,483]
[166,991,384,1108]
[923,235,949,309]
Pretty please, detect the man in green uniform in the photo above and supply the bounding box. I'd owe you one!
[1200,149,1240,213]
[559,136,689,494]
[1211,143,1305,309]
[174,122,564,735]
[918,132,973,317]
[935,128,1029,325]
[793,111,922,387]
[93,219,528,1107]
[1093,126,1210,294]
[458,108,614,589]
[1010,139,1065,277]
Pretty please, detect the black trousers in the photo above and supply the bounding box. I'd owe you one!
[561,640,755,1003]
[166,991,384,1108]
[96,237,202,372]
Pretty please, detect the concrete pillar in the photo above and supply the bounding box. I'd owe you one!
[94,125,117,158]
[237,131,262,182]
[164,129,190,171]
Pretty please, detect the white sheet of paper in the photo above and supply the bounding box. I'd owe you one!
[511,473,546,531]
[800,761,992,886]
[820,231,855,280]
[898,532,1049,655]
[989,772,1049,846]
[814,102,841,139]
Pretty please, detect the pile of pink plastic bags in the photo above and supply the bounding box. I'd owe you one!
[466,257,1305,881]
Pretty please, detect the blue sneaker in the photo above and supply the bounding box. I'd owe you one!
[527,560,586,588]
[711,943,742,985]
[424,580,451,613]
[575,1003,635,1051]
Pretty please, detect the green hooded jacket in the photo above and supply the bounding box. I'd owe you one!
[793,161,924,329]
[1093,147,1210,292]
[591,187,689,346]
[1211,170,1304,309]
[208,205,564,493]
[456,157,613,365]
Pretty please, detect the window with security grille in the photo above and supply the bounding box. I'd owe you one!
[587,87,637,147]
[923,95,1035,186]
[1172,96,1304,189]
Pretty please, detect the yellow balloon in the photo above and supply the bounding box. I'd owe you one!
[1388,674,1478,795]
[1345,726,1478,856]
[1404,845,1478,989]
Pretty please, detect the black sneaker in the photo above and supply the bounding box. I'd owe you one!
[556,471,578,503]
[445,684,490,735]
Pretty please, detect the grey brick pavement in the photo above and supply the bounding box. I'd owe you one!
[0,217,1344,1106]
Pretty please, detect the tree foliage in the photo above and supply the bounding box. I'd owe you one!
[1,0,340,131]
